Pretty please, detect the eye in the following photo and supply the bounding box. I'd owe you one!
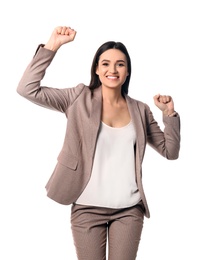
[102,62,109,66]
[117,63,125,67]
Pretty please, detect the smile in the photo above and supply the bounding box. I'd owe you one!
[106,76,119,79]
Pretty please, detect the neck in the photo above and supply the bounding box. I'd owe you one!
[102,86,123,105]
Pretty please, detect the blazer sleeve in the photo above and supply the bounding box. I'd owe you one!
[16,45,85,113]
[145,104,181,160]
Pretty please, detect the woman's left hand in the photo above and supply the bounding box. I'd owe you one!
[153,94,175,116]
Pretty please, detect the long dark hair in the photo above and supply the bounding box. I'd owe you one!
[88,41,132,96]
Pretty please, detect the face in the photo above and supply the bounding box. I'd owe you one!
[96,49,129,91]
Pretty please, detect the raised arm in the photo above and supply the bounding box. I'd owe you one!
[16,26,83,113]
[148,94,180,159]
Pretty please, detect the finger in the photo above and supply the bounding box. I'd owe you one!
[56,26,68,35]
[68,28,77,40]
[160,96,166,104]
[66,27,76,36]
[166,95,172,103]
[60,26,68,35]
[65,27,72,35]
[56,26,63,34]
[159,95,171,104]
[164,95,171,103]
[153,94,160,103]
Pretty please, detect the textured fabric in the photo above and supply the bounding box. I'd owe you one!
[76,121,141,208]
[16,45,181,218]
[71,203,144,260]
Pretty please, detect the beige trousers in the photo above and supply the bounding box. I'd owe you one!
[70,202,144,260]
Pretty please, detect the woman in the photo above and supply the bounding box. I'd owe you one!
[17,26,181,260]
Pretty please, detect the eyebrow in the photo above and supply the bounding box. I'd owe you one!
[101,59,126,63]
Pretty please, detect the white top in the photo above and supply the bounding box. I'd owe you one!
[76,121,141,208]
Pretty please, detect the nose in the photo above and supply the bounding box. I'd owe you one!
[109,64,117,73]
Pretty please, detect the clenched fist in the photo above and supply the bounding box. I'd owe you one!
[44,26,77,51]
[153,94,176,116]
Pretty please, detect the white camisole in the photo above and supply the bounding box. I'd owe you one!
[76,120,141,208]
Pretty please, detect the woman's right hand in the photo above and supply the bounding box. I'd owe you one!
[44,26,77,51]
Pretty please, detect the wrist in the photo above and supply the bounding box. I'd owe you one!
[167,111,177,117]
[163,109,176,116]
[44,43,59,52]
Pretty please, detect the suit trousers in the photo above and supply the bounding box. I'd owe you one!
[70,202,144,260]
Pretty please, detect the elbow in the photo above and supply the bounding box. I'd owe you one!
[16,82,31,98]
[167,155,179,160]
[16,83,25,97]
[166,149,180,160]
[16,86,22,96]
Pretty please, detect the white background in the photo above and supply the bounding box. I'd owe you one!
[1,0,206,259]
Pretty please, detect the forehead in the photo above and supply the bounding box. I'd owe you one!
[99,49,126,61]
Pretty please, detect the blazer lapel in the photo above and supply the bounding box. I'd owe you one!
[88,87,102,154]
[126,95,146,164]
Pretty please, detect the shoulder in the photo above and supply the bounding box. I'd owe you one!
[68,83,91,97]
[126,95,153,124]
[76,83,92,93]
[73,83,87,93]
[65,83,93,108]
[126,95,150,111]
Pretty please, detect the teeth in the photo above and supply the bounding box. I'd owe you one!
[107,76,117,79]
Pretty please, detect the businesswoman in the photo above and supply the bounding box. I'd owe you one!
[17,26,181,260]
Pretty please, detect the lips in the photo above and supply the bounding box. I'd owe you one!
[106,76,119,79]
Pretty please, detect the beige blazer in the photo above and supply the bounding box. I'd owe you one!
[17,46,181,218]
